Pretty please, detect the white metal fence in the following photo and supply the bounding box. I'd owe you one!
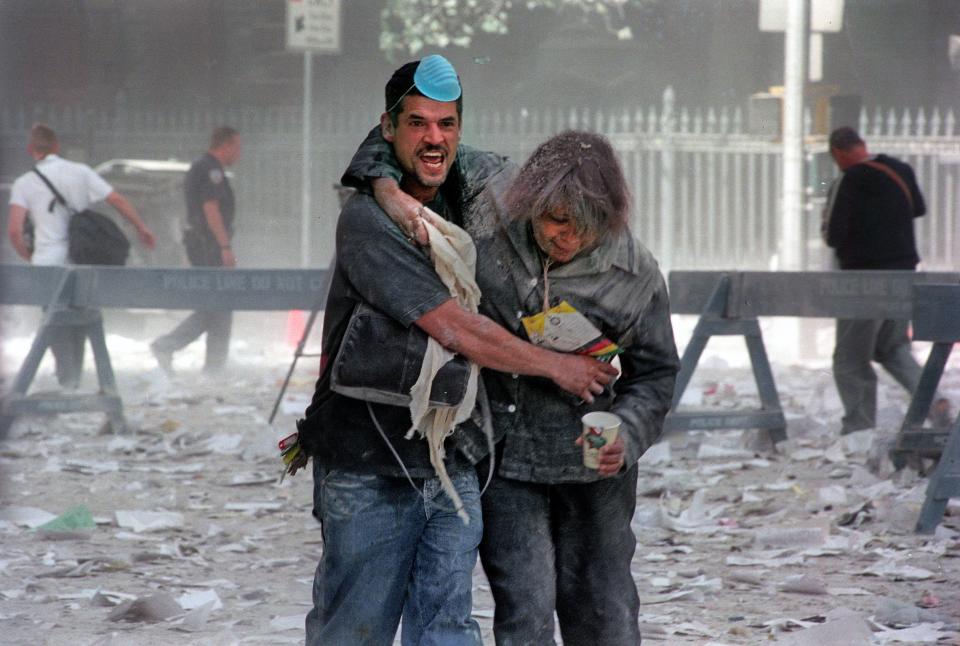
[3,90,958,270]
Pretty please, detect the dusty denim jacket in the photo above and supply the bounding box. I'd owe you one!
[344,130,680,483]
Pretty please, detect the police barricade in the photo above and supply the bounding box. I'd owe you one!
[667,270,959,441]
[0,264,330,435]
[668,271,960,533]
[906,284,960,533]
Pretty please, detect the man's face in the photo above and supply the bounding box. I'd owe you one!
[382,95,460,196]
[829,147,845,169]
[222,136,242,166]
[829,144,863,171]
[532,210,598,264]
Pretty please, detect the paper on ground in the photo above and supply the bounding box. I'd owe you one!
[270,615,304,631]
[774,617,872,645]
[115,510,185,533]
[0,506,56,528]
[176,589,222,612]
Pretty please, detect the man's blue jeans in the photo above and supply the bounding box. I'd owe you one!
[306,462,483,646]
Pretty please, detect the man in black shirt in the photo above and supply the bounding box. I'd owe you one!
[150,126,240,375]
[301,56,616,646]
[823,127,926,433]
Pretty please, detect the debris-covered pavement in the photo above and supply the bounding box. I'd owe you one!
[1,314,958,645]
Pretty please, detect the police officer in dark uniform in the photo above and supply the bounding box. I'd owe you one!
[150,126,241,375]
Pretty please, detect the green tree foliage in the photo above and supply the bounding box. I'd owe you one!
[379,0,641,59]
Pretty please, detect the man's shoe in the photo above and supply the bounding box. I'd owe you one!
[149,341,174,375]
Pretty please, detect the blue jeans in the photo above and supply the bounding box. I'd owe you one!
[306,462,483,646]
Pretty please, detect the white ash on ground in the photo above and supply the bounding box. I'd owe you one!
[1,316,958,645]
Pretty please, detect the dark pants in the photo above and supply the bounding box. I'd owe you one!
[152,310,232,371]
[833,318,922,432]
[49,321,85,388]
[153,236,232,371]
[478,464,641,646]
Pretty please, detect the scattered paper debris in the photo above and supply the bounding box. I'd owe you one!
[177,589,223,611]
[36,505,96,536]
[871,622,951,643]
[114,511,185,533]
[107,593,182,623]
[779,573,828,595]
[638,441,671,465]
[754,524,828,549]
[865,561,935,581]
[0,506,56,529]
[1,344,958,645]
[774,616,872,645]
[269,615,304,631]
[223,502,284,513]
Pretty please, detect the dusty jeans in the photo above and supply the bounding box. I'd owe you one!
[306,463,483,646]
[478,463,641,646]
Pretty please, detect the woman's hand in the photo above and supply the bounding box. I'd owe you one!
[575,433,626,477]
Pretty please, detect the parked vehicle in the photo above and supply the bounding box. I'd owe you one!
[94,159,232,267]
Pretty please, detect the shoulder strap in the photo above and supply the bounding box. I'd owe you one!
[32,167,75,213]
[860,160,914,212]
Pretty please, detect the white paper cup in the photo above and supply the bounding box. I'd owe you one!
[581,411,622,469]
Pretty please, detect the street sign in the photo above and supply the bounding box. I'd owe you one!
[287,0,341,52]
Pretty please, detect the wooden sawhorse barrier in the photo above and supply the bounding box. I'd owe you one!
[0,264,330,437]
[666,273,786,442]
[4,269,127,433]
[892,284,960,533]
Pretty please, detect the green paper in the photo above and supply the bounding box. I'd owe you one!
[36,505,96,532]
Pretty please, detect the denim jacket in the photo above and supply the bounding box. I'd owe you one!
[344,130,680,483]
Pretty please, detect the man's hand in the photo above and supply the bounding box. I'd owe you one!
[106,191,156,251]
[136,225,156,249]
[220,247,237,267]
[372,177,430,245]
[575,433,626,477]
[548,354,619,403]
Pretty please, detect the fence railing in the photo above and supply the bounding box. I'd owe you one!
[3,91,958,271]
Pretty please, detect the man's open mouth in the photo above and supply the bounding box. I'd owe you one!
[419,150,445,170]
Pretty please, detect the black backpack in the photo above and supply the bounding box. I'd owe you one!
[68,209,130,265]
[32,167,130,266]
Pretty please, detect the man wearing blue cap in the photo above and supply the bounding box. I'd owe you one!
[300,56,617,646]
[342,57,680,646]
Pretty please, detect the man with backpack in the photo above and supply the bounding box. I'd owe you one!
[299,55,616,646]
[7,122,155,388]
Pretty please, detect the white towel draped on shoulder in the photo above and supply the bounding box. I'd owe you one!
[406,206,481,524]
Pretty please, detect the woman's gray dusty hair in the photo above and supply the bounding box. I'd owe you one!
[504,130,631,236]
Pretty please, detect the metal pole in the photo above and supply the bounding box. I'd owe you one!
[659,87,676,273]
[300,50,313,268]
[781,0,806,270]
